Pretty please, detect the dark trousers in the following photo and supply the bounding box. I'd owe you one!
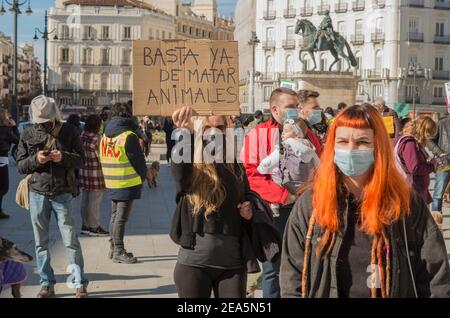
[0,165,9,212]
[166,139,174,163]
[109,200,133,251]
[262,206,292,298]
[174,262,247,298]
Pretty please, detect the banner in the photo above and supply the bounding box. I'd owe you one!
[393,103,409,119]
[133,40,240,116]
[445,82,450,106]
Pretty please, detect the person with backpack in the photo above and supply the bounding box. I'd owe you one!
[16,95,88,298]
[281,104,450,298]
[395,117,439,207]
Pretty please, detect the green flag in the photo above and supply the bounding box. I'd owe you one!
[393,103,410,119]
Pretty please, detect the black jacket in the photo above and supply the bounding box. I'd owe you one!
[427,116,450,166]
[16,123,85,197]
[103,117,147,201]
[281,189,450,298]
[170,159,281,273]
[0,125,19,157]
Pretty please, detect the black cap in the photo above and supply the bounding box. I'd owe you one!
[254,110,263,117]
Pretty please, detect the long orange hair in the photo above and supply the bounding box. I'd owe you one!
[312,104,411,240]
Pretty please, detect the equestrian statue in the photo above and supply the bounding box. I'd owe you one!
[295,11,358,72]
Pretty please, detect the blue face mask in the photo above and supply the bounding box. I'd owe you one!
[284,108,299,121]
[334,148,375,177]
[308,110,323,126]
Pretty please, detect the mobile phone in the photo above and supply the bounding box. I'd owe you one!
[42,150,51,156]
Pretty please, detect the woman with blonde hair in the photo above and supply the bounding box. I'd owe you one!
[395,116,438,206]
[281,104,450,298]
[0,109,19,219]
[170,106,280,298]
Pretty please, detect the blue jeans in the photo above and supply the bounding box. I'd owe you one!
[262,206,292,298]
[29,192,88,288]
[432,171,450,212]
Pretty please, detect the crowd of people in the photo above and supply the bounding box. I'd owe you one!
[0,86,450,298]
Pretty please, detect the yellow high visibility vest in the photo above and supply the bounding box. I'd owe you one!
[99,131,142,189]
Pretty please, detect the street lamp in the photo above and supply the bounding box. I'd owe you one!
[248,31,260,114]
[0,0,33,122]
[407,62,424,118]
[33,10,57,96]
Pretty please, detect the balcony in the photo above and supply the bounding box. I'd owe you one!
[121,61,131,66]
[299,6,313,17]
[81,61,94,66]
[432,96,446,105]
[260,73,275,81]
[99,37,112,41]
[82,35,95,41]
[373,0,386,8]
[335,3,348,13]
[318,5,331,15]
[351,34,365,45]
[405,96,420,104]
[433,70,450,79]
[283,8,296,18]
[60,61,72,66]
[121,37,132,41]
[434,35,450,44]
[352,0,365,11]
[371,32,385,43]
[262,41,276,50]
[282,39,296,49]
[434,1,450,9]
[58,36,73,41]
[263,11,276,20]
[408,32,424,42]
[407,0,425,7]
[99,61,112,66]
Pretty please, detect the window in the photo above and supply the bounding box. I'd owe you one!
[59,97,72,105]
[267,0,274,11]
[266,56,274,73]
[409,18,419,33]
[83,26,94,40]
[286,55,294,74]
[375,17,384,33]
[183,25,187,33]
[83,72,91,89]
[355,19,363,35]
[61,48,70,63]
[435,57,444,71]
[101,48,110,65]
[122,48,131,65]
[264,86,273,102]
[62,71,70,87]
[156,30,160,39]
[101,73,109,90]
[436,23,445,36]
[82,48,92,65]
[406,85,418,97]
[337,21,346,37]
[61,25,70,39]
[123,73,131,91]
[148,28,153,40]
[266,27,274,41]
[434,86,444,98]
[357,83,365,96]
[162,31,166,39]
[375,50,383,75]
[102,26,110,39]
[373,84,383,98]
[81,97,94,106]
[355,51,362,73]
[123,26,132,40]
[168,32,172,39]
[287,0,294,9]
[286,26,294,40]
[409,55,418,65]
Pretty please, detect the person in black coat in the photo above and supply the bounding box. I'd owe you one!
[0,109,20,219]
[169,106,281,298]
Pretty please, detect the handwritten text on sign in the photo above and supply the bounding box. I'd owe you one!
[133,40,240,116]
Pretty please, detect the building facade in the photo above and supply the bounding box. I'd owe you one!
[49,0,234,110]
[48,0,175,110]
[245,0,450,114]
[0,34,41,112]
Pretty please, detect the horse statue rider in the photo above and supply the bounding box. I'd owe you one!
[313,11,336,47]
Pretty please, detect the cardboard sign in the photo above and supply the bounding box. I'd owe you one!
[133,40,240,116]
[383,116,395,135]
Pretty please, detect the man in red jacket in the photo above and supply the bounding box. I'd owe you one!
[242,87,309,298]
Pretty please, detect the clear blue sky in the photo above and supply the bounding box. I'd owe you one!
[0,0,237,66]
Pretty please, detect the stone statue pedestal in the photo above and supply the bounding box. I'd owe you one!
[296,71,360,108]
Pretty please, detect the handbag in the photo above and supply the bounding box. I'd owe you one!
[16,123,62,210]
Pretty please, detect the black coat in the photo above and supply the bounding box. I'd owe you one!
[0,125,19,157]
[281,189,450,298]
[16,122,85,197]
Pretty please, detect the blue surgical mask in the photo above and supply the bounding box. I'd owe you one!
[334,148,375,177]
[284,108,299,121]
[308,110,323,126]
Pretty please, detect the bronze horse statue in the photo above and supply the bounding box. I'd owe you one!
[295,19,357,72]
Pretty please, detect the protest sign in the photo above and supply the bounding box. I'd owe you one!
[382,116,395,135]
[133,40,240,116]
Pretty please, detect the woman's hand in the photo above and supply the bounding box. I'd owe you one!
[238,201,253,221]
[172,106,196,132]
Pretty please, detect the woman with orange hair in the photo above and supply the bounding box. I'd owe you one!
[280,104,450,298]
